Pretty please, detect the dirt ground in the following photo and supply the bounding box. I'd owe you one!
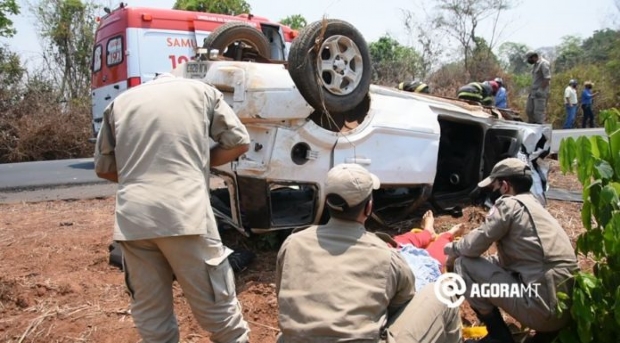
[0,160,585,343]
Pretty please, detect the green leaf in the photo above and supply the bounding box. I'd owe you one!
[557,327,581,343]
[576,235,588,255]
[600,185,619,205]
[609,129,620,170]
[559,137,577,173]
[587,229,605,258]
[592,135,611,162]
[603,214,620,256]
[614,151,620,181]
[594,160,615,181]
[576,136,594,184]
[582,193,592,231]
[577,317,592,343]
[604,113,620,136]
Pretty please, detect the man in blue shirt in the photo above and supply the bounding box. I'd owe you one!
[494,77,508,109]
[581,81,599,128]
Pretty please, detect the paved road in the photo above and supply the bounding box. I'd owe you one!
[550,128,605,153]
[0,158,104,191]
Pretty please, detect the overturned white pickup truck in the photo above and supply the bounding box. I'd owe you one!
[170,19,552,234]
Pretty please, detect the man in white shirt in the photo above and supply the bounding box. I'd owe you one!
[562,79,578,129]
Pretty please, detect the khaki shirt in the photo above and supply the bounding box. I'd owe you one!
[531,58,551,94]
[94,76,250,241]
[445,193,577,284]
[276,219,415,342]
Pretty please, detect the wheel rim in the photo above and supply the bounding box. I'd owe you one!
[316,35,363,96]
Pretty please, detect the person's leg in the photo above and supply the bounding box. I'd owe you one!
[526,95,535,123]
[393,210,436,248]
[157,235,250,343]
[563,105,576,129]
[118,240,179,343]
[581,105,587,128]
[532,97,547,124]
[455,256,564,333]
[587,106,595,127]
[385,283,462,343]
[426,222,465,267]
[583,105,593,128]
[393,230,433,249]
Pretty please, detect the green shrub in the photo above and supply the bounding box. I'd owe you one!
[556,108,620,343]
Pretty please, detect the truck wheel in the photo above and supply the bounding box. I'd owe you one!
[288,19,371,113]
[202,22,272,60]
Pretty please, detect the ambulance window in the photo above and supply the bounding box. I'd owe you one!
[92,45,102,72]
[106,36,123,66]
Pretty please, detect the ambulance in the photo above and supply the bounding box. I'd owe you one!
[90,3,297,141]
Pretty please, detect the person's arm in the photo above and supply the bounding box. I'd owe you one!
[387,251,415,317]
[541,61,551,90]
[211,144,249,167]
[207,90,251,167]
[94,104,118,183]
[564,88,570,105]
[444,198,513,258]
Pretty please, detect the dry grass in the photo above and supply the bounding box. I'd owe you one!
[0,85,93,164]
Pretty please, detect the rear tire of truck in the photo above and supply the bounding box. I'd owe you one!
[288,19,371,113]
[202,22,272,60]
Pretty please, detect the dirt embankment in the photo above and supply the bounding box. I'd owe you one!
[0,161,584,342]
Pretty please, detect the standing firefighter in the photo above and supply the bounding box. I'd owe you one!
[525,50,551,124]
[94,73,251,343]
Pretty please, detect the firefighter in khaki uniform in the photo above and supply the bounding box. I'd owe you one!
[94,73,251,343]
[444,158,578,343]
[525,50,552,124]
[276,163,462,343]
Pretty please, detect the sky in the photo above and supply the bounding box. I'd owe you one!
[2,0,618,68]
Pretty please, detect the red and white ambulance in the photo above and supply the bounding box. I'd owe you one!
[90,4,297,141]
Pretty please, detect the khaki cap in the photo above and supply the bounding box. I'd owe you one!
[325,163,380,209]
[478,158,532,188]
[525,50,538,59]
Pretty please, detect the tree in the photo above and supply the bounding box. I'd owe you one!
[279,14,306,30]
[368,35,422,85]
[173,0,250,15]
[401,8,445,78]
[497,41,530,74]
[0,0,19,37]
[581,29,620,65]
[554,35,584,73]
[431,0,515,76]
[31,0,99,100]
[0,45,24,113]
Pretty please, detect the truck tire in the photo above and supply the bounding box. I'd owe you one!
[202,21,272,60]
[288,19,371,113]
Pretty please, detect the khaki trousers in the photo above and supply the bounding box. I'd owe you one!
[455,256,571,332]
[385,283,462,343]
[526,93,548,124]
[119,235,249,343]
